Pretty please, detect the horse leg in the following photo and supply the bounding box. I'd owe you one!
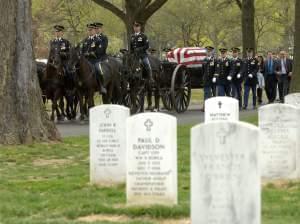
[50,98,55,121]
[154,84,160,112]
[102,82,113,104]
[77,91,85,121]
[87,90,95,117]
[58,95,66,119]
[72,93,78,119]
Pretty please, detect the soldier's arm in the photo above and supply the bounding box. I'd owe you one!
[143,34,150,51]
[103,36,108,50]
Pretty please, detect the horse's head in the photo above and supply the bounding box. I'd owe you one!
[120,49,142,78]
[48,45,62,70]
[67,46,81,73]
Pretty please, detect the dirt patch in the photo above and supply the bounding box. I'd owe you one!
[77,214,190,224]
[33,159,70,166]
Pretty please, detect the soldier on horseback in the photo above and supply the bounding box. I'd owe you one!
[81,23,107,94]
[130,21,154,83]
[49,25,71,77]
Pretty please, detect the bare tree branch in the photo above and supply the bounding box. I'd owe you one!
[141,0,168,20]
[91,0,126,22]
[235,0,242,9]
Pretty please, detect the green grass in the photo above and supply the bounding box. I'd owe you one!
[1,117,300,223]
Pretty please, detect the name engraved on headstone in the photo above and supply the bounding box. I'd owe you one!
[90,105,129,185]
[127,113,177,206]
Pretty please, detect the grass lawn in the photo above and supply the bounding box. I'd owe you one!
[1,116,300,224]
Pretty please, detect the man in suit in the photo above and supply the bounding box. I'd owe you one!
[264,51,277,103]
[275,50,293,103]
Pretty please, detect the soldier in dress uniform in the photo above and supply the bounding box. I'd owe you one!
[82,23,107,94]
[81,23,96,56]
[94,22,108,61]
[242,48,259,109]
[130,21,154,83]
[214,48,232,96]
[230,47,243,109]
[50,25,71,76]
[203,46,216,103]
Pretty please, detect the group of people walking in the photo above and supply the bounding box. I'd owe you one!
[202,47,293,110]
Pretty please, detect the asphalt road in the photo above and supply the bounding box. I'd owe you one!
[56,105,257,138]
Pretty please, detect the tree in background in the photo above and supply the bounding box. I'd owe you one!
[91,0,168,46]
[0,0,60,144]
[290,0,300,92]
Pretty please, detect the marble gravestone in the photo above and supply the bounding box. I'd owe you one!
[259,104,300,179]
[285,93,300,108]
[90,105,130,186]
[205,97,239,123]
[126,113,177,206]
[191,122,260,224]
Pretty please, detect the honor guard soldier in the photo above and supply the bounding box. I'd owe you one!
[50,25,71,77]
[203,46,216,103]
[94,22,108,61]
[214,48,232,96]
[130,21,154,83]
[230,47,243,109]
[242,48,259,109]
[81,23,96,56]
[83,23,107,94]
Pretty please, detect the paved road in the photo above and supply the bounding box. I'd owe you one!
[57,105,257,137]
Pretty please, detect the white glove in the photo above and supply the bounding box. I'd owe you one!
[237,73,241,79]
[227,76,232,81]
[212,77,217,83]
[248,74,253,78]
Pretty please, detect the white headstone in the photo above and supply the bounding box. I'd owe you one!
[191,121,260,224]
[259,104,300,179]
[205,97,239,123]
[126,113,177,206]
[285,93,300,108]
[90,105,130,186]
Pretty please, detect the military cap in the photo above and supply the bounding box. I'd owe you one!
[219,48,228,53]
[246,47,254,52]
[87,23,96,29]
[54,25,65,32]
[205,46,214,51]
[133,21,143,26]
[94,22,103,28]
[231,47,240,52]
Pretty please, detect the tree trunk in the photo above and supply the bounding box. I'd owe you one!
[0,0,60,145]
[290,0,300,92]
[242,0,256,56]
[91,0,168,48]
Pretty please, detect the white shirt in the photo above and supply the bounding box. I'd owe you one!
[281,59,287,74]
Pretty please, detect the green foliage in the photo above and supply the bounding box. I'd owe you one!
[32,0,295,57]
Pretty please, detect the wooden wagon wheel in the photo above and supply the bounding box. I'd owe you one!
[171,64,191,113]
[161,88,173,111]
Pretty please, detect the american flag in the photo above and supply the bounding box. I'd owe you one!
[167,47,207,67]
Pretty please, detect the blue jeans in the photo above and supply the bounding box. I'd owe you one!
[232,83,242,108]
[217,85,231,96]
[244,85,256,108]
[204,86,212,101]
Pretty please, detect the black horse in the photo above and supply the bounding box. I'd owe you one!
[44,46,66,121]
[120,49,162,113]
[68,46,122,120]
